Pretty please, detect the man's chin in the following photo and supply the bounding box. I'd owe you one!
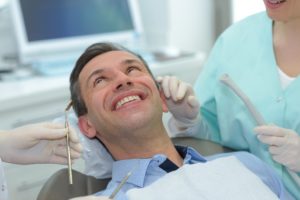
[116,114,151,129]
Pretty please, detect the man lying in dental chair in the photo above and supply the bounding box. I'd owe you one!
[69,42,294,200]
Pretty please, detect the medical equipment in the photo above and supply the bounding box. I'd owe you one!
[219,74,300,187]
[109,171,132,199]
[54,112,114,179]
[109,166,137,199]
[65,101,73,185]
[10,0,143,76]
[219,74,265,125]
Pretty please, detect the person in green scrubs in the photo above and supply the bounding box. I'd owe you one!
[159,0,300,198]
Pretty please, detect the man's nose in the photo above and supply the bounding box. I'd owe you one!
[114,73,133,90]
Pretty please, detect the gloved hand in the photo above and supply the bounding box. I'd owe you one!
[254,125,300,172]
[0,122,82,165]
[156,76,200,129]
[70,196,111,200]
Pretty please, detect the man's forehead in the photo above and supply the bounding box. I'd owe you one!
[85,50,141,68]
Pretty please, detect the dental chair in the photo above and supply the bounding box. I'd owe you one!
[37,137,233,200]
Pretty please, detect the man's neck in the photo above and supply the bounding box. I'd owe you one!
[105,125,183,167]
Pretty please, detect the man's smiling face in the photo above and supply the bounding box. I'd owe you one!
[78,50,168,141]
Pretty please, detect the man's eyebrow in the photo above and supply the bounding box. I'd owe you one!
[86,68,104,86]
[121,58,143,66]
[85,58,143,86]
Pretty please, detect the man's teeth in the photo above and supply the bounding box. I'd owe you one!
[116,95,141,109]
[269,0,286,4]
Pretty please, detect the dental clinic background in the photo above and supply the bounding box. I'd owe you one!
[0,0,265,199]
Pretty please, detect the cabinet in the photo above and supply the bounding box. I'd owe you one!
[0,52,205,199]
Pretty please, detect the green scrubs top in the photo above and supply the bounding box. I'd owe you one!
[192,12,300,198]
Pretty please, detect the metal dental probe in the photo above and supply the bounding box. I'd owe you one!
[109,168,134,199]
[65,101,73,184]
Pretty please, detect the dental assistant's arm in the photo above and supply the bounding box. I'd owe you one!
[0,122,82,165]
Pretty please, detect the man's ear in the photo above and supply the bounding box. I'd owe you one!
[159,89,169,113]
[78,115,97,138]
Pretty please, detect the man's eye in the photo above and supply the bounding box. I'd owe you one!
[127,66,140,73]
[93,77,104,86]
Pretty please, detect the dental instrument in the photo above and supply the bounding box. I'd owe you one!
[109,164,138,199]
[65,101,73,185]
[219,74,266,125]
[219,74,300,187]
[109,169,133,199]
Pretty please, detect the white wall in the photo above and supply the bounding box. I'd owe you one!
[231,0,265,22]
[139,0,215,53]
[168,0,215,53]
[138,0,169,49]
